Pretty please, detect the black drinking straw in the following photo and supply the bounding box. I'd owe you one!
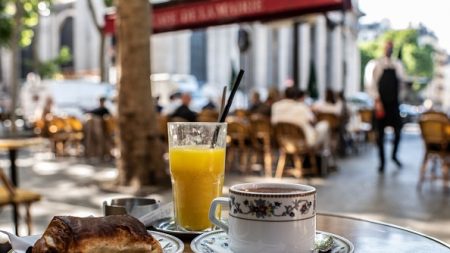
[218,86,227,121]
[211,69,245,148]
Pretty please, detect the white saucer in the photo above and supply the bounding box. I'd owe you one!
[190,230,354,253]
[151,230,185,253]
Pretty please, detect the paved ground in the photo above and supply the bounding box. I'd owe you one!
[0,124,449,245]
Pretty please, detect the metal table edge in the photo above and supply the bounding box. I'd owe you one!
[317,212,450,249]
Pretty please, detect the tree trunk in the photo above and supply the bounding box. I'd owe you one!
[87,0,107,83]
[99,32,106,82]
[10,2,24,132]
[116,0,168,187]
[32,17,41,73]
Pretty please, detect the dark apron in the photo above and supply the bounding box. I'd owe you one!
[377,67,401,128]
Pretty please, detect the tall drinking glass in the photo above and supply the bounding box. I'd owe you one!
[168,122,227,231]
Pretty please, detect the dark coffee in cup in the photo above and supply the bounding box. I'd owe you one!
[243,187,303,193]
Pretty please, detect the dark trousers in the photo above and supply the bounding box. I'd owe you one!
[375,112,402,168]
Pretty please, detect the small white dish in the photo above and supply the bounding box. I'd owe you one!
[190,230,354,253]
[150,230,185,253]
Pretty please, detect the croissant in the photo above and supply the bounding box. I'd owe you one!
[32,215,162,253]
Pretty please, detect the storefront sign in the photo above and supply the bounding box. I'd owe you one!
[104,0,347,34]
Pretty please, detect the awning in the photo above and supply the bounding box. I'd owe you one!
[104,0,350,34]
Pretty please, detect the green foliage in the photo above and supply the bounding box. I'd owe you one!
[0,0,12,45]
[359,28,435,89]
[103,0,114,7]
[26,46,72,78]
[0,0,52,47]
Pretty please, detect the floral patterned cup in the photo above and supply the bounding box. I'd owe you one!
[209,182,316,253]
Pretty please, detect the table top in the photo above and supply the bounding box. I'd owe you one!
[182,213,450,253]
[0,213,448,253]
[0,135,44,150]
[316,213,450,253]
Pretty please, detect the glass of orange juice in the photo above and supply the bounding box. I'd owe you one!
[168,122,227,231]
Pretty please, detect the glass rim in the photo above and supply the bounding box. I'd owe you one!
[167,122,227,126]
[230,182,316,196]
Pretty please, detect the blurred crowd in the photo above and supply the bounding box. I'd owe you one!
[9,71,374,175]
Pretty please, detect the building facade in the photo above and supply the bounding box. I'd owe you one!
[4,0,362,107]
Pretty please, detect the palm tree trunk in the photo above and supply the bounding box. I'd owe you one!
[116,0,168,187]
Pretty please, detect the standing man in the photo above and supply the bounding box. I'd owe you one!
[367,41,406,173]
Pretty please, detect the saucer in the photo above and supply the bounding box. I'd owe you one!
[190,230,354,253]
[151,217,218,240]
[150,230,185,253]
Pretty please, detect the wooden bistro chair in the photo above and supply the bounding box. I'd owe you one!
[46,116,71,156]
[226,117,250,173]
[273,123,319,178]
[418,112,449,189]
[197,109,219,122]
[64,116,84,156]
[249,114,273,177]
[316,112,340,153]
[0,168,41,235]
[358,108,375,142]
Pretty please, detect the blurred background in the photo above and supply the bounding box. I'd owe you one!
[0,0,449,245]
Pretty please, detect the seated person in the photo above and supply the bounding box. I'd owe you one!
[86,97,110,118]
[170,93,197,122]
[162,92,182,116]
[271,87,330,149]
[249,91,271,116]
[312,89,343,116]
[83,97,112,160]
[202,98,217,111]
[155,96,163,113]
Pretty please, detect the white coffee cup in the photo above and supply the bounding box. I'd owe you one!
[209,182,316,253]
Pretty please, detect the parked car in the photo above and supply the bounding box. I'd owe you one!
[20,79,116,120]
[151,73,209,111]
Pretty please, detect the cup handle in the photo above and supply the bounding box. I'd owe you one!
[209,197,229,233]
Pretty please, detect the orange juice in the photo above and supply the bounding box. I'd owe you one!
[169,146,225,231]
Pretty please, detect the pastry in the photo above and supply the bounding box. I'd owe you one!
[32,215,162,253]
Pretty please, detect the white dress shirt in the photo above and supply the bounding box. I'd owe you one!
[271,99,317,146]
[366,57,406,100]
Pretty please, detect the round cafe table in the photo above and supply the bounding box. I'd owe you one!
[0,131,44,235]
[182,212,450,253]
[0,133,44,187]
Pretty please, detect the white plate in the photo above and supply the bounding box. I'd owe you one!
[190,230,354,253]
[151,230,185,253]
[8,231,183,253]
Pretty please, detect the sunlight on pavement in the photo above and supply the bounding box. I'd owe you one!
[92,168,118,182]
[32,162,65,175]
[15,157,36,167]
[65,164,96,178]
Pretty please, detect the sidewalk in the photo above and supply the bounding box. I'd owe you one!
[0,125,449,244]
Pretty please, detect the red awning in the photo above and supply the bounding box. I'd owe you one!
[104,0,349,34]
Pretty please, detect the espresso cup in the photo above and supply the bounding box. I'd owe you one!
[209,183,316,253]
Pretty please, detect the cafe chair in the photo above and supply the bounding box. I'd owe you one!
[273,122,319,178]
[316,112,340,155]
[418,112,449,189]
[233,109,249,119]
[0,167,41,235]
[197,109,219,122]
[249,114,273,177]
[226,117,250,173]
[157,115,169,143]
[64,116,84,156]
[358,109,375,142]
